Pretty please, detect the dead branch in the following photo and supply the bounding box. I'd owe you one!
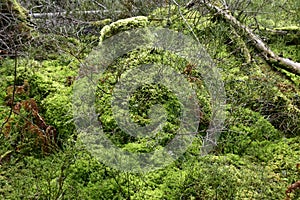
[286,180,300,200]
[29,10,121,19]
[186,0,300,75]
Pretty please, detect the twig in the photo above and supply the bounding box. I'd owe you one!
[92,0,107,10]
[0,50,18,134]
[172,0,200,44]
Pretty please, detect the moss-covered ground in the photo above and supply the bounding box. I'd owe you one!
[0,5,299,200]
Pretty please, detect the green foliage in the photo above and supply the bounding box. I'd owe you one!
[94,46,211,152]
[217,106,281,155]
[42,87,75,143]
[0,1,300,200]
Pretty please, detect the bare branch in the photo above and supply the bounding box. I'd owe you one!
[29,10,121,19]
[187,0,300,75]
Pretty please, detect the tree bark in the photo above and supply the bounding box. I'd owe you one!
[186,0,300,75]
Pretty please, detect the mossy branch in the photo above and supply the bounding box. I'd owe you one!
[230,27,251,64]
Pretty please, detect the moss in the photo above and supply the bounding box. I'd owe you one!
[91,19,112,27]
[42,87,75,143]
[99,16,149,42]
[160,154,286,199]
[94,46,211,149]
[2,56,79,104]
[0,4,299,199]
[217,105,282,156]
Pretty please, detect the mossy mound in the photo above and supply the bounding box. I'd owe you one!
[89,8,299,198]
[99,16,149,42]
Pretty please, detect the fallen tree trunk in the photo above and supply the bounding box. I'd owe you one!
[29,10,121,19]
[186,0,300,75]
